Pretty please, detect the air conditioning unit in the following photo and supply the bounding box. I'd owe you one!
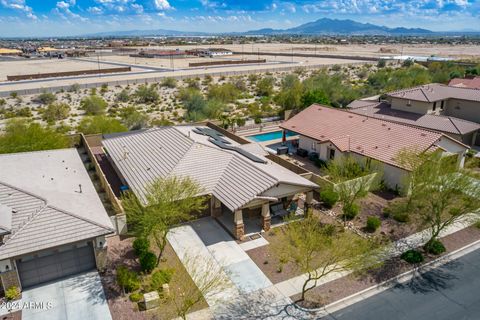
[0,259,12,273]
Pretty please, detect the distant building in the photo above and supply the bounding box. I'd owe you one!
[0,48,21,56]
[186,48,232,57]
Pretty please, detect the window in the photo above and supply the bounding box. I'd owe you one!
[440,100,445,110]
[432,102,437,111]
[407,100,411,106]
[311,141,317,151]
[328,148,336,160]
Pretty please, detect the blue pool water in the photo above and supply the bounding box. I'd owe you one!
[247,130,297,142]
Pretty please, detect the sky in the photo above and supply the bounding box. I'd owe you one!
[0,0,479,37]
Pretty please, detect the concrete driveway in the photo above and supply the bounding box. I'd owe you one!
[20,271,112,320]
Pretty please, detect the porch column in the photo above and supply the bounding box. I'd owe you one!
[210,196,222,218]
[234,209,244,240]
[305,191,314,216]
[261,203,271,232]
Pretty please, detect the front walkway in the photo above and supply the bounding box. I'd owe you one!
[1,271,112,320]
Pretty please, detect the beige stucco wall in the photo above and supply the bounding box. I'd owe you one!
[261,183,311,198]
[436,136,468,168]
[298,136,342,161]
[390,97,434,114]
[445,99,480,123]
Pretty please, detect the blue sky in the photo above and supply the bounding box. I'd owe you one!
[0,0,479,37]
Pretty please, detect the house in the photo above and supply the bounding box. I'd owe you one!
[102,125,317,240]
[0,149,114,291]
[347,100,480,146]
[449,77,480,90]
[385,83,480,124]
[280,105,469,190]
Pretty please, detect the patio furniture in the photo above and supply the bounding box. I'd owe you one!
[277,146,289,155]
[296,148,308,157]
[270,203,289,218]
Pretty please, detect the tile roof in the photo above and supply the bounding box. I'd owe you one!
[449,77,480,89]
[0,149,114,260]
[103,126,316,211]
[280,105,463,168]
[387,83,480,102]
[347,100,480,135]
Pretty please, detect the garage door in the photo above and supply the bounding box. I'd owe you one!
[16,242,96,288]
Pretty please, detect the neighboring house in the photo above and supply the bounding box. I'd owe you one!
[449,77,480,89]
[102,126,317,240]
[347,100,480,146]
[385,83,480,124]
[280,105,469,190]
[0,149,114,292]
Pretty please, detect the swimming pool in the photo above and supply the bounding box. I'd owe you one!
[247,130,297,142]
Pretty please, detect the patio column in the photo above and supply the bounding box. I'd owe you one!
[210,196,222,218]
[234,209,244,240]
[261,203,271,232]
[282,130,287,144]
[305,191,314,216]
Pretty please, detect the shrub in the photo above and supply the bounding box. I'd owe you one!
[135,84,159,103]
[401,249,424,264]
[9,92,17,99]
[475,220,480,229]
[68,83,80,92]
[319,188,339,208]
[139,251,157,273]
[132,238,150,257]
[129,292,143,302]
[77,116,127,135]
[100,83,108,94]
[366,216,381,233]
[150,269,174,291]
[116,89,130,102]
[5,286,20,301]
[342,203,359,220]
[393,212,409,223]
[314,158,327,168]
[80,95,107,115]
[425,239,446,255]
[37,92,56,105]
[116,266,140,293]
[42,103,70,123]
[161,77,177,88]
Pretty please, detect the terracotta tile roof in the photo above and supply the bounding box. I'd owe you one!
[281,105,456,168]
[387,83,480,102]
[449,77,480,89]
[347,100,480,135]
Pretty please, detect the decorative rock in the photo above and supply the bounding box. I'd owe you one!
[143,291,160,310]
[162,283,170,296]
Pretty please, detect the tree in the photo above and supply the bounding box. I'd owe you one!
[80,95,107,115]
[396,149,480,249]
[42,102,70,124]
[276,215,378,302]
[135,84,159,103]
[77,116,128,134]
[36,92,56,105]
[0,119,69,154]
[119,106,149,130]
[256,77,275,97]
[207,83,239,103]
[178,88,207,121]
[169,254,230,320]
[122,176,205,265]
[275,74,303,110]
[301,89,331,108]
[326,156,381,221]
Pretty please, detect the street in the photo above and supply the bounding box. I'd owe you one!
[325,248,480,320]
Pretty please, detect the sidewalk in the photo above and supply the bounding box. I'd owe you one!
[272,213,478,298]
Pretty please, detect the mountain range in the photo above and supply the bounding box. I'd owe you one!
[83,18,470,37]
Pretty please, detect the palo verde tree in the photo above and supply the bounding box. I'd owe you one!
[122,176,205,265]
[275,215,379,302]
[397,149,480,251]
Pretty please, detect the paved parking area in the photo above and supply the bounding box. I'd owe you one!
[20,271,111,320]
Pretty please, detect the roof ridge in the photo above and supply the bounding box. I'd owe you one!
[2,205,48,244]
[46,204,115,232]
[448,117,462,135]
[0,180,48,204]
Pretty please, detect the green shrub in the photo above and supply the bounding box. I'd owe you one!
[319,188,339,208]
[393,212,409,223]
[139,252,157,273]
[5,286,20,301]
[475,220,480,229]
[132,238,150,257]
[366,216,381,233]
[77,116,127,135]
[150,269,174,291]
[36,92,57,105]
[80,95,107,115]
[161,77,177,88]
[116,89,130,102]
[425,239,446,255]
[401,249,424,264]
[314,158,327,168]
[42,103,70,123]
[342,203,359,220]
[135,84,159,103]
[129,292,143,302]
[116,266,140,293]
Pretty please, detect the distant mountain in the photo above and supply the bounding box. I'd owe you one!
[246,18,434,35]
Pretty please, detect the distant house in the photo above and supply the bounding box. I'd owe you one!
[347,100,480,146]
[186,48,233,58]
[0,149,114,291]
[449,77,480,90]
[281,105,469,190]
[102,125,317,240]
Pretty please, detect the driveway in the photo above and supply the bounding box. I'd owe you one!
[323,247,480,320]
[20,271,112,320]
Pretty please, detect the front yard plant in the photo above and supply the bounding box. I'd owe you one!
[401,249,424,264]
[366,216,381,233]
[5,286,20,301]
[116,265,141,293]
[424,239,446,255]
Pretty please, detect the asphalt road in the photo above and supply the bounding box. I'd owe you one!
[324,248,480,320]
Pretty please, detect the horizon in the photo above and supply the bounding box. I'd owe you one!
[0,0,479,38]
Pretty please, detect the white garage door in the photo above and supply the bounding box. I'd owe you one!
[16,242,96,288]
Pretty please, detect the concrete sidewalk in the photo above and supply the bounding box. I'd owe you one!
[273,213,478,298]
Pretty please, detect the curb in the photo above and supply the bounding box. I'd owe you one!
[309,238,480,317]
